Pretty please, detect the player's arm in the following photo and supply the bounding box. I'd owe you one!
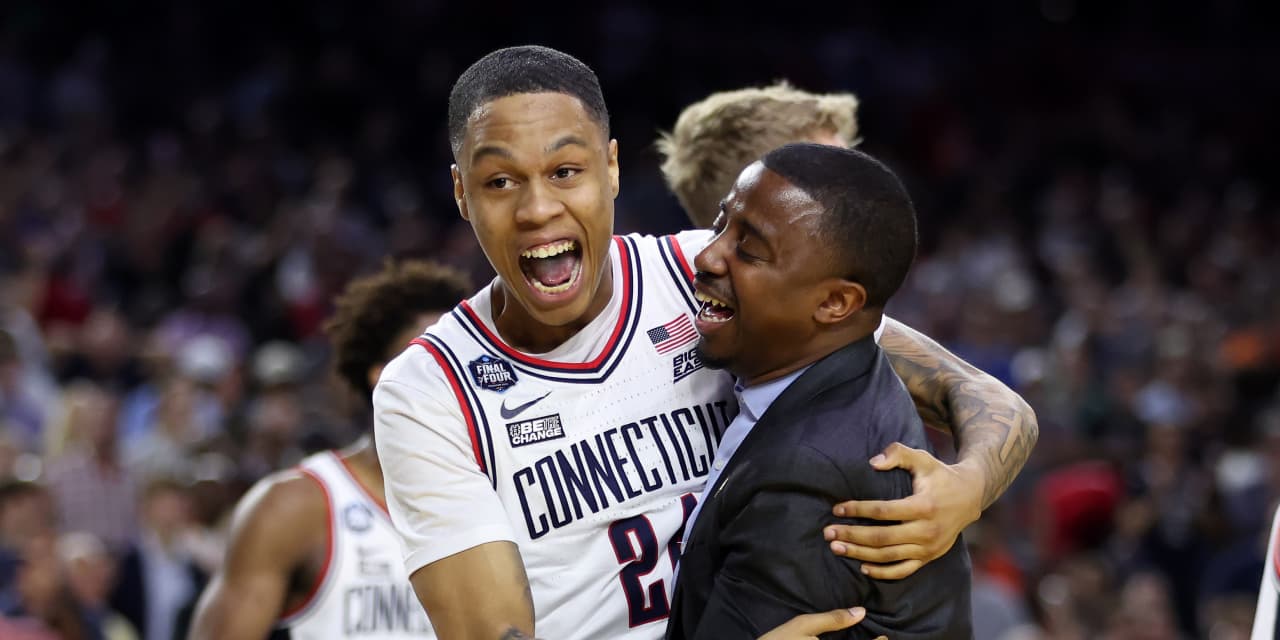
[188,473,324,640]
[410,542,535,639]
[826,316,1038,579]
[374,370,532,640]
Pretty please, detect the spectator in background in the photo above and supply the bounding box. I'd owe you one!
[237,390,304,480]
[44,382,138,552]
[0,259,58,440]
[122,334,233,473]
[1,481,44,613]
[58,532,139,640]
[4,535,94,640]
[109,478,204,640]
[0,329,45,451]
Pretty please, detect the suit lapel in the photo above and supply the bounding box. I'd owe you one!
[683,336,880,548]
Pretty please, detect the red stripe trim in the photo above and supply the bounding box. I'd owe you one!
[280,468,333,621]
[410,338,486,472]
[460,236,633,371]
[334,453,390,517]
[668,236,695,281]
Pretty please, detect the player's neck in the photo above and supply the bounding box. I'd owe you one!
[491,267,615,354]
[340,436,385,501]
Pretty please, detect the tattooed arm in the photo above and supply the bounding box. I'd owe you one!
[881,316,1038,508]
[824,316,1039,579]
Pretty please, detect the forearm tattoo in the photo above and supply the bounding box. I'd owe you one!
[499,629,536,640]
[879,321,1039,509]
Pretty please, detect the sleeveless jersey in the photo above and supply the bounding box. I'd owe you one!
[1251,505,1280,639]
[375,231,737,640]
[282,451,435,639]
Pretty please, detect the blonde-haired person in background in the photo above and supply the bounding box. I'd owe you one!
[658,82,859,228]
[658,83,1036,581]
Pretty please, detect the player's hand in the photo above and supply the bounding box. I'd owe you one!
[824,442,982,580]
[757,607,884,640]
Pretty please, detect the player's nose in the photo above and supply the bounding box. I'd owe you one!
[515,180,565,228]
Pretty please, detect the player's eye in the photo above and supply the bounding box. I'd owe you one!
[552,167,581,180]
[487,177,513,189]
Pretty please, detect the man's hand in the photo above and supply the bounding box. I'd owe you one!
[758,607,885,640]
[824,443,982,580]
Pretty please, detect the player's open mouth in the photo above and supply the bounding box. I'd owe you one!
[519,239,583,296]
[694,291,736,324]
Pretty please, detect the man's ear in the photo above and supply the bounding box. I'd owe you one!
[451,164,469,221]
[607,139,620,198]
[814,279,867,325]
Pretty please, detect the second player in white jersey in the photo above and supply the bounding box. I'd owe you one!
[285,451,435,640]
[376,231,734,640]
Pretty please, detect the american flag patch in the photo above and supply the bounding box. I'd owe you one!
[647,315,698,354]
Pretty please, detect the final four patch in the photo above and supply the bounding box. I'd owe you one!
[469,355,518,392]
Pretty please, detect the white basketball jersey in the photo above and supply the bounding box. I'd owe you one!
[1252,505,1280,639]
[375,231,737,640]
[282,451,435,639]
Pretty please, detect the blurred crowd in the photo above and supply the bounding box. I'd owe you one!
[1,1,1278,639]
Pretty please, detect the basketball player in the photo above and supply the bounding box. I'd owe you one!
[659,83,1030,576]
[189,260,471,640]
[374,46,1036,640]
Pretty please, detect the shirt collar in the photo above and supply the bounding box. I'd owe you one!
[734,365,813,422]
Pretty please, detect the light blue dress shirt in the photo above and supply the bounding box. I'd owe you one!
[678,364,814,561]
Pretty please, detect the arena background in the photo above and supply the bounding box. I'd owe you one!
[1,1,1278,638]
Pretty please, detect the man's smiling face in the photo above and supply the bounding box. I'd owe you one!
[692,162,839,384]
[452,91,619,330]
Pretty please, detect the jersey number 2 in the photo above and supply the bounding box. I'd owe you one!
[607,493,697,627]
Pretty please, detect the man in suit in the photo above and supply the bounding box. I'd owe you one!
[668,143,973,640]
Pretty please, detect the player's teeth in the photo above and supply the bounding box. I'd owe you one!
[697,304,732,323]
[521,240,577,259]
[694,291,731,309]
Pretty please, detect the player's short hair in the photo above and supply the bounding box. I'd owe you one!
[324,260,472,399]
[447,45,610,157]
[760,143,916,309]
[657,82,860,227]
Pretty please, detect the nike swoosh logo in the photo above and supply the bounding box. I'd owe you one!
[500,391,552,420]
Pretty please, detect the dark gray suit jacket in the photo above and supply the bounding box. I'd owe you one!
[666,336,973,640]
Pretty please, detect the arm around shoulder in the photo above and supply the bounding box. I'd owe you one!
[877,316,1038,510]
[688,449,889,639]
[694,448,970,639]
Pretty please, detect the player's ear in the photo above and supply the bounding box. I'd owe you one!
[814,279,866,325]
[452,164,470,221]
[607,139,620,198]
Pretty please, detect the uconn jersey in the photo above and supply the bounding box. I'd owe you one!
[1252,505,1280,639]
[375,231,736,640]
[282,451,434,639]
